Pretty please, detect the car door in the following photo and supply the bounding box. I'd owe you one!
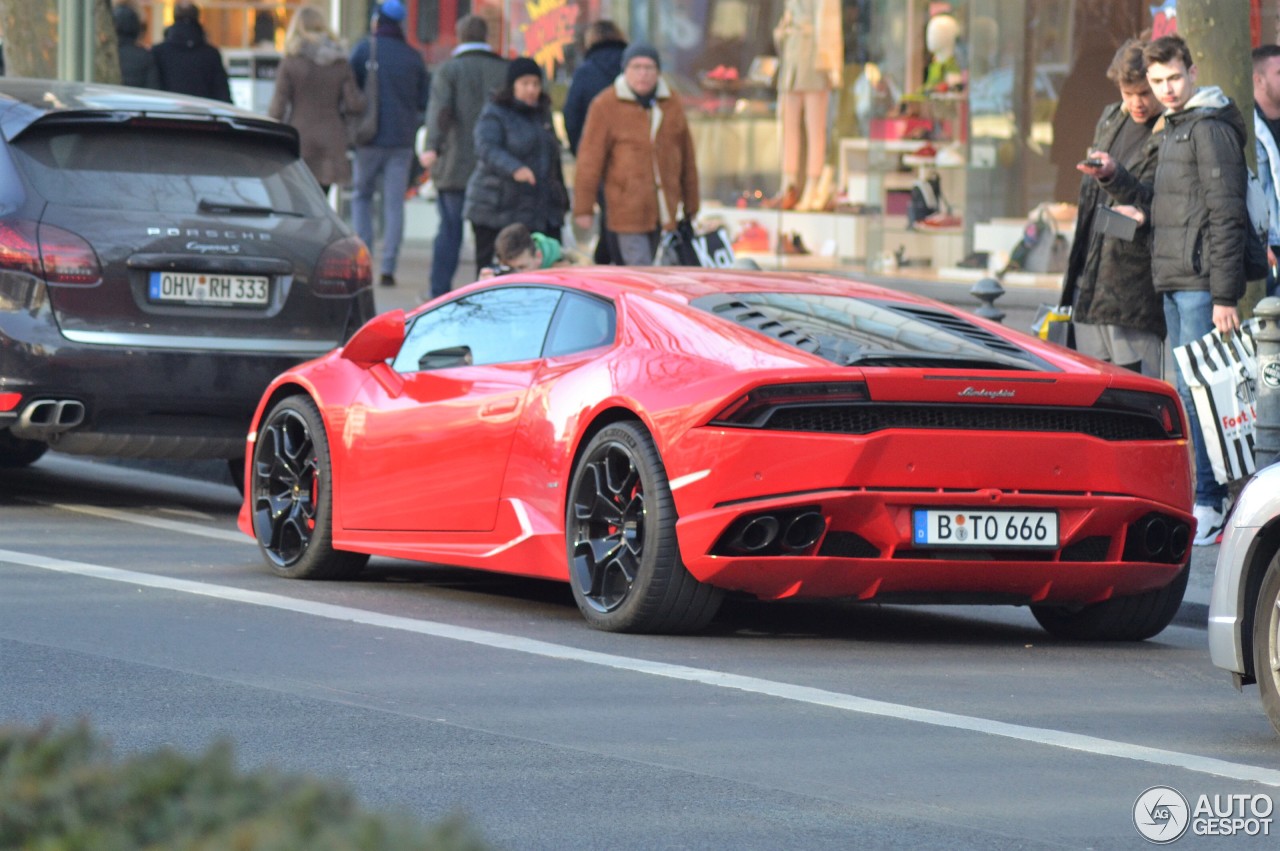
[340,285,563,532]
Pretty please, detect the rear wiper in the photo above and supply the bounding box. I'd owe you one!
[198,198,304,217]
[841,350,1031,370]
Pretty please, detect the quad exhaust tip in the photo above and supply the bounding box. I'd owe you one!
[724,509,828,555]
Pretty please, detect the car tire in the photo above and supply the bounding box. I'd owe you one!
[250,395,367,580]
[1252,556,1280,736]
[566,422,723,633]
[1031,564,1189,641]
[0,430,48,468]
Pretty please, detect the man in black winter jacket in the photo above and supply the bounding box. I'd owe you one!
[563,20,628,264]
[1063,39,1164,377]
[113,3,159,89]
[1085,34,1249,544]
[151,2,231,102]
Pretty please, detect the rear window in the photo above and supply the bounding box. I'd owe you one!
[9,125,329,216]
[692,292,1050,370]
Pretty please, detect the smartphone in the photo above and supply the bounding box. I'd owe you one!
[1079,158,1103,168]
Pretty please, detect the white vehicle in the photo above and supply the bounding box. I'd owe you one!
[1208,463,1280,734]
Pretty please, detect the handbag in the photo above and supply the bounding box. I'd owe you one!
[1030,304,1073,346]
[655,219,736,267]
[347,37,379,148]
[1173,320,1260,485]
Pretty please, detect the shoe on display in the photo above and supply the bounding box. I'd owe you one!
[731,221,770,253]
[936,143,965,167]
[1192,498,1228,546]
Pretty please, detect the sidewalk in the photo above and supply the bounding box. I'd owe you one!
[374,198,1056,330]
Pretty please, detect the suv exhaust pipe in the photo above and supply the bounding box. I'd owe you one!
[14,399,85,437]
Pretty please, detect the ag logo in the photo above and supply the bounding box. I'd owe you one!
[1134,785,1190,843]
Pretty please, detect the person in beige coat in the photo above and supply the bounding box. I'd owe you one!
[269,6,364,192]
[573,43,700,265]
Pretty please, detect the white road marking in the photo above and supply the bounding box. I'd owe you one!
[48,503,251,545]
[4,546,1280,788]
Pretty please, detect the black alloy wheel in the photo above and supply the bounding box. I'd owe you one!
[566,421,721,633]
[251,395,367,579]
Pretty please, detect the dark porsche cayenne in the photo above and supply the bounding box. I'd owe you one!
[0,79,373,477]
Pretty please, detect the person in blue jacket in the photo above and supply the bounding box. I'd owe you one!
[563,20,628,264]
[349,0,429,287]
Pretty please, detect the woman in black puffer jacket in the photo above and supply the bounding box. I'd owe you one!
[464,57,568,274]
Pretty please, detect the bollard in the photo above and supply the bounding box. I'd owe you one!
[1255,296,1280,470]
[970,276,1005,323]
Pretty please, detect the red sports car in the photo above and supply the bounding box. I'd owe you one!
[238,268,1194,638]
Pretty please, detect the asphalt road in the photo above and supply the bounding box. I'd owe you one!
[2,455,1277,850]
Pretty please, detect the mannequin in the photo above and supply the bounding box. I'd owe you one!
[773,0,843,211]
[922,14,963,92]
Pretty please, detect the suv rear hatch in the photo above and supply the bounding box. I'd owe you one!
[7,117,369,355]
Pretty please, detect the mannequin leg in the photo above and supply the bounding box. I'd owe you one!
[778,90,805,207]
[795,89,831,211]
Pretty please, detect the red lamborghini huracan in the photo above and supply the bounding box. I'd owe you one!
[238,268,1194,638]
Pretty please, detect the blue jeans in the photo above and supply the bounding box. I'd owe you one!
[429,189,465,298]
[1163,290,1228,506]
[352,146,413,277]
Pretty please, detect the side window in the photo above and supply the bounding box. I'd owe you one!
[544,292,616,357]
[392,286,562,372]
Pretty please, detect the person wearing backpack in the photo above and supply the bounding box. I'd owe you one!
[1254,44,1280,297]
[1084,34,1248,545]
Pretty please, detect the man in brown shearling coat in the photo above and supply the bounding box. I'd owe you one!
[573,43,700,265]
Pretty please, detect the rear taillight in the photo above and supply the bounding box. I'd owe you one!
[1094,387,1185,439]
[0,392,21,412]
[0,219,101,286]
[711,381,870,427]
[313,236,372,296]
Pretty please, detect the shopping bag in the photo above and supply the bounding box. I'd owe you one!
[1173,320,1260,485]
[656,219,736,268]
[1030,304,1073,346]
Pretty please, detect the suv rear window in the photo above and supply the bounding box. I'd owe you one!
[10,125,329,216]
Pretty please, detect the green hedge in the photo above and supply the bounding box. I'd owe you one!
[0,721,491,851]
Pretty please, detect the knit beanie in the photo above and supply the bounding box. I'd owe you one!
[621,42,660,70]
[506,57,543,88]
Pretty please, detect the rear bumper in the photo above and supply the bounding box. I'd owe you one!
[678,489,1191,603]
[0,301,329,457]
[667,426,1193,604]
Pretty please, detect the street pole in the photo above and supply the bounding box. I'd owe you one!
[1255,296,1280,470]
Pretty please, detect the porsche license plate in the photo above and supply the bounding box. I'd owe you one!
[149,271,269,306]
[912,509,1058,548]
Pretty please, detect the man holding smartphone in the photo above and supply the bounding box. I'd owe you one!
[1083,34,1249,545]
[1061,38,1164,379]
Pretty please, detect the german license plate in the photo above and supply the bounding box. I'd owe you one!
[148,271,269,306]
[912,509,1059,548]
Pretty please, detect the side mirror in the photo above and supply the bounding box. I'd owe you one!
[341,309,405,367]
[419,345,473,370]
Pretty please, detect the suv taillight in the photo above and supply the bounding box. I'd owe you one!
[0,219,101,286]
[313,236,372,296]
